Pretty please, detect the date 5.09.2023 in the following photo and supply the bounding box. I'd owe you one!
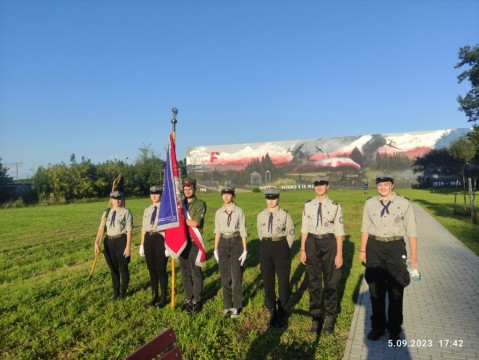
[388,339,464,348]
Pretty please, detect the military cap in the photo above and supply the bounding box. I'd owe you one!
[264,187,280,199]
[110,190,123,199]
[221,187,235,195]
[149,185,163,194]
[375,176,394,184]
[182,177,196,187]
[313,176,329,186]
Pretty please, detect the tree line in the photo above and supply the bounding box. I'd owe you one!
[0,147,186,205]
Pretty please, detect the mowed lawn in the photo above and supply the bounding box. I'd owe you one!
[0,189,477,360]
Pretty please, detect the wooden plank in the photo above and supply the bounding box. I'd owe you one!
[125,328,181,360]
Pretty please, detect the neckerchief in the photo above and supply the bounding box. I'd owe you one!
[380,200,391,217]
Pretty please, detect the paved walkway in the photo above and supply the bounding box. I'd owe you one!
[343,203,479,360]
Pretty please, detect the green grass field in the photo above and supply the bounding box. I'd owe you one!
[0,189,477,359]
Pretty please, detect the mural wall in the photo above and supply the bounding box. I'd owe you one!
[186,128,470,191]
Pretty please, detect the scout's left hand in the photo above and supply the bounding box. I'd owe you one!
[335,255,343,269]
[238,251,247,266]
[124,248,131,258]
[409,254,418,269]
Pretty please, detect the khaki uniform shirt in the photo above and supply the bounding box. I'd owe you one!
[183,196,207,233]
[301,196,345,237]
[100,207,133,236]
[141,204,165,235]
[257,206,295,247]
[361,192,417,237]
[214,203,247,237]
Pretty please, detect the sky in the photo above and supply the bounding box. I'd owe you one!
[0,0,478,179]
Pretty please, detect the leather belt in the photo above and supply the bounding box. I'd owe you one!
[221,232,240,239]
[146,231,162,236]
[308,233,332,240]
[106,234,125,239]
[370,235,403,242]
[262,236,286,242]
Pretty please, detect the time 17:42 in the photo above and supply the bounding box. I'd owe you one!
[438,339,464,347]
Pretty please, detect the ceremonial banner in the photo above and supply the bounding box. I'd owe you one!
[158,134,187,258]
[183,207,206,267]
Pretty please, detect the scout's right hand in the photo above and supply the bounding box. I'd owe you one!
[300,250,307,265]
[358,251,366,264]
[139,244,145,257]
[213,250,219,263]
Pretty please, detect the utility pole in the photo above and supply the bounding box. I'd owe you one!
[5,162,23,181]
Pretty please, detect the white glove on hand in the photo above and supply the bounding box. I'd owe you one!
[238,251,247,266]
[139,244,145,257]
[165,248,170,257]
[214,250,219,263]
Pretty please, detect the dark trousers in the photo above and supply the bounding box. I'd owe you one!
[179,240,203,302]
[144,233,168,300]
[104,235,130,292]
[260,239,291,311]
[365,239,410,335]
[305,233,341,318]
[218,236,243,309]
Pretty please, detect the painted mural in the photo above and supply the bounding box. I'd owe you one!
[186,128,470,191]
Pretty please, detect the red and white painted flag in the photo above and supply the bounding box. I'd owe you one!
[158,134,187,258]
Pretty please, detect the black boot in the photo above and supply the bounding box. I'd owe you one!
[323,315,335,335]
[310,317,321,333]
[119,288,127,299]
[156,295,167,309]
[275,305,287,328]
[113,289,120,301]
[268,308,277,327]
[148,288,159,307]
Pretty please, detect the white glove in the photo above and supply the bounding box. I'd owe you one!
[238,251,247,266]
[139,244,145,257]
[165,248,170,257]
[214,250,219,263]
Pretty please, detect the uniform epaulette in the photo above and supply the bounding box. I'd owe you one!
[332,201,339,205]
[305,199,312,204]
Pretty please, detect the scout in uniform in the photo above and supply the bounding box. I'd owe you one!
[257,187,295,328]
[213,187,248,318]
[179,178,207,313]
[94,190,133,300]
[359,176,418,343]
[300,176,344,335]
[139,185,168,308]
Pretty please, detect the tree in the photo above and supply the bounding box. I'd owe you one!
[0,158,14,203]
[456,45,479,153]
[135,145,165,195]
[448,136,477,222]
[0,158,13,185]
[456,44,479,123]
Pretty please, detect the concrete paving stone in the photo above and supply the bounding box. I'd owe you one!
[462,349,478,357]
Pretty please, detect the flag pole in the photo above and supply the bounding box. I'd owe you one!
[170,107,178,310]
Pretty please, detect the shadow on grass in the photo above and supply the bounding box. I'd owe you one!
[201,248,222,304]
[337,234,355,314]
[245,237,321,360]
